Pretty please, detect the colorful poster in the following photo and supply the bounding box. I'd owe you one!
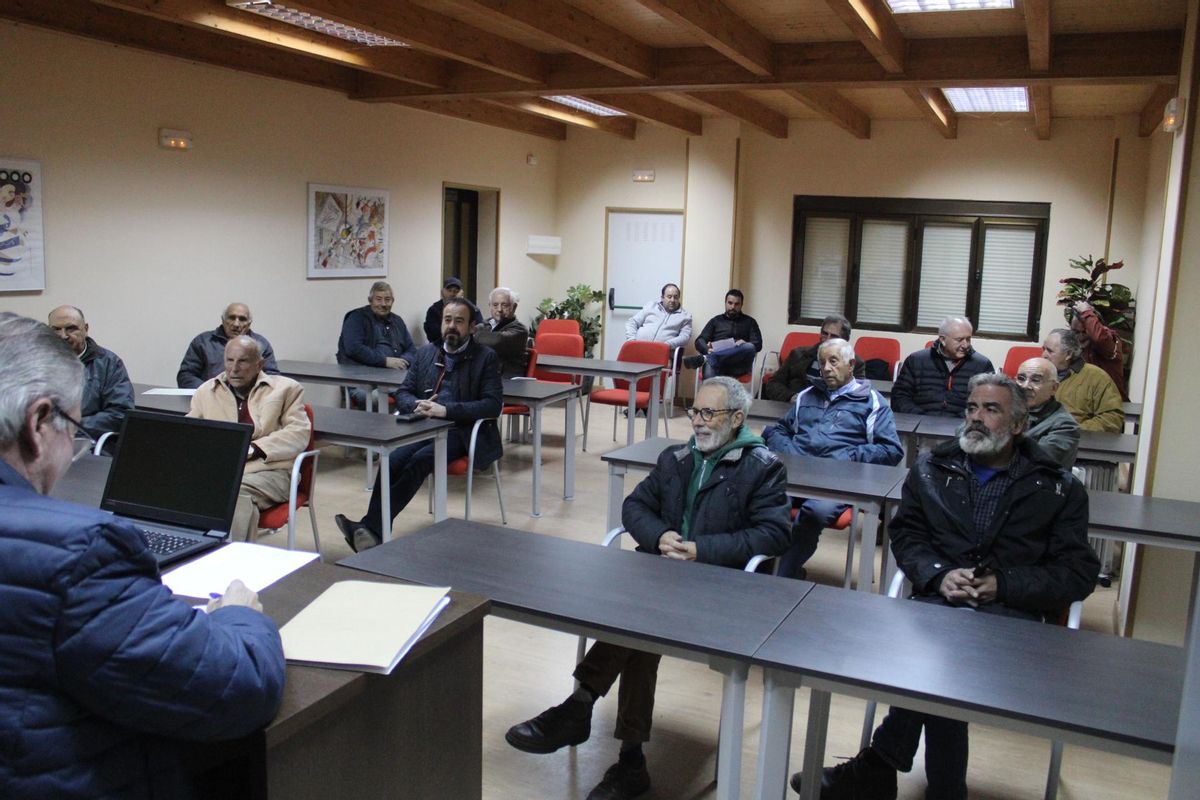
[0,158,44,292]
[307,183,388,279]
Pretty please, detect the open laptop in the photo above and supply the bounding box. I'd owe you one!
[101,410,253,566]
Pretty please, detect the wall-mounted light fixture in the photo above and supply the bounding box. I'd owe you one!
[1163,96,1186,133]
[632,169,655,183]
[158,128,193,150]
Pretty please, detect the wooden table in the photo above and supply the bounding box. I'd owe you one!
[536,354,663,446]
[751,585,1183,800]
[342,519,814,800]
[501,378,579,517]
[276,359,407,414]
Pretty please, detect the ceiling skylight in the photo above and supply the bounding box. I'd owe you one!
[543,96,626,117]
[226,1,408,47]
[887,0,1013,12]
[943,87,1029,113]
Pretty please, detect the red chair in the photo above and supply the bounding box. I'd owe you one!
[582,340,670,451]
[534,318,581,341]
[257,404,322,553]
[853,336,901,380]
[759,331,821,394]
[1003,345,1044,378]
[532,332,584,384]
[502,349,538,442]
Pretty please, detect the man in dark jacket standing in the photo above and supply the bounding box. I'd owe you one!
[0,313,285,800]
[683,289,762,378]
[473,286,529,377]
[337,281,416,407]
[47,304,133,439]
[761,315,863,402]
[336,297,502,551]
[177,302,279,388]
[504,376,790,800]
[891,316,994,417]
[793,372,1098,800]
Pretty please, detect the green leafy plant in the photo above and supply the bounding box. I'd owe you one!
[1056,255,1135,352]
[533,284,606,357]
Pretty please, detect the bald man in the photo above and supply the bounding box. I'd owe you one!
[177,302,279,389]
[47,305,133,439]
[1015,357,1080,468]
[188,336,309,541]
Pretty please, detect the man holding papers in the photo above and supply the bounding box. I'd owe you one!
[0,313,285,799]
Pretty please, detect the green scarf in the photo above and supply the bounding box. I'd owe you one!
[681,425,766,539]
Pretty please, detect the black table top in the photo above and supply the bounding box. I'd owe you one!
[1075,431,1139,459]
[342,519,814,660]
[310,406,453,447]
[600,436,683,467]
[754,585,1182,757]
[501,377,581,402]
[537,354,663,378]
[1086,490,1200,548]
[276,358,407,387]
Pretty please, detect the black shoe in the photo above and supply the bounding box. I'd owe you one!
[682,354,705,369]
[334,514,358,552]
[586,760,651,800]
[335,514,380,553]
[789,747,897,799]
[505,697,592,754]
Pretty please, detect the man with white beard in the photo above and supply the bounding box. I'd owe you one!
[791,372,1098,800]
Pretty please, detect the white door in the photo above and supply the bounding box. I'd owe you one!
[603,210,684,360]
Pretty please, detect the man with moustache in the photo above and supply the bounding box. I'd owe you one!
[891,316,994,417]
[791,372,1097,800]
[337,281,417,408]
[683,289,762,378]
[177,302,279,389]
[1014,356,1080,468]
[335,297,503,552]
[504,376,790,800]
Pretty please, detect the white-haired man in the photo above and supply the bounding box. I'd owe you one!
[473,286,529,378]
[1015,356,1080,468]
[892,316,994,417]
[1042,328,1123,433]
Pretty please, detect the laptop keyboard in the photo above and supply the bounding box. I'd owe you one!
[140,529,194,556]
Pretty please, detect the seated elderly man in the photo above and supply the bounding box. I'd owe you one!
[1042,328,1123,432]
[47,304,133,440]
[763,338,904,579]
[505,376,790,800]
[793,372,1098,800]
[0,313,284,799]
[188,336,310,541]
[892,316,994,417]
[177,302,279,389]
[683,289,762,379]
[337,281,416,407]
[625,283,693,352]
[473,286,529,378]
[761,314,863,403]
[1015,356,1080,468]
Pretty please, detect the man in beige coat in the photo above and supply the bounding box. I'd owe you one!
[188,335,310,540]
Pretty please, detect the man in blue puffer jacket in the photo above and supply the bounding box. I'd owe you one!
[0,313,286,799]
[764,338,904,578]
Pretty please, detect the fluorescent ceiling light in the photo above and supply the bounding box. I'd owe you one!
[943,87,1028,113]
[543,96,626,117]
[887,0,1013,12]
[226,1,407,47]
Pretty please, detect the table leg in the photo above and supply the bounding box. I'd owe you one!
[712,658,748,800]
[798,688,831,800]
[753,670,796,800]
[626,382,637,446]
[563,393,576,502]
[531,402,543,518]
[433,429,448,522]
[857,503,880,593]
[607,463,626,533]
[647,371,661,440]
[379,445,392,543]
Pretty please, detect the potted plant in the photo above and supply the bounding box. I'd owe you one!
[532,284,605,357]
[1056,255,1136,351]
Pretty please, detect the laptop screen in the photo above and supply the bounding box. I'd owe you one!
[101,411,253,532]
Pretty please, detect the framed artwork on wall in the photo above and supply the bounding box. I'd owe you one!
[0,158,45,292]
[307,182,389,279]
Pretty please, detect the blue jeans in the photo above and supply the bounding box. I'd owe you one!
[360,430,468,537]
[776,498,848,578]
[701,342,757,378]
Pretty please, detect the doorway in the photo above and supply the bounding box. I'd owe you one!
[443,185,499,308]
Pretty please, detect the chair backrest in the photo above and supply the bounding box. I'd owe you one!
[853,336,901,375]
[524,347,539,377]
[779,331,821,364]
[1002,345,1044,378]
[535,318,581,339]
[613,340,670,393]
[532,333,584,383]
[298,404,317,496]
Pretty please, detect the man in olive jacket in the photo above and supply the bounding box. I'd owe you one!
[505,376,790,800]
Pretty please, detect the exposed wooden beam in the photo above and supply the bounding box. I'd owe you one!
[280,0,546,84]
[581,93,703,135]
[685,91,788,138]
[93,0,446,88]
[448,0,656,80]
[394,98,567,139]
[1140,83,1178,136]
[633,0,773,77]
[0,0,357,92]
[1024,0,1051,71]
[787,89,870,139]
[486,97,638,139]
[904,87,957,139]
[1030,85,1051,140]
[824,0,905,73]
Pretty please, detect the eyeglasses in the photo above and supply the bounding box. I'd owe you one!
[685,407,737,422]
[53,405,99,462]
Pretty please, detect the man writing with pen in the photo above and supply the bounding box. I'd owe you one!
[335,297,503,552]
[791,372,1099,800]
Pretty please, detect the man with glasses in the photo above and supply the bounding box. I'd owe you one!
[177,302,279,389]
[0,313,284,798]
[761,314,864,402]
[764,338,903,578]
[1015,356,1079,468]
[47,305,133,441]
[504,376,790,800]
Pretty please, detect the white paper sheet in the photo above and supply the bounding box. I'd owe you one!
[143,388,197,396]
[162,542,318,598]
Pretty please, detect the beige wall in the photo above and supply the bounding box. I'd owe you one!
[0,23,558,399]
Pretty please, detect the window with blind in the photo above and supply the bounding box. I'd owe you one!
[789,196,1049,340]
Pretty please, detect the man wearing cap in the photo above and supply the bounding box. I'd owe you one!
[424,277,484,347]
